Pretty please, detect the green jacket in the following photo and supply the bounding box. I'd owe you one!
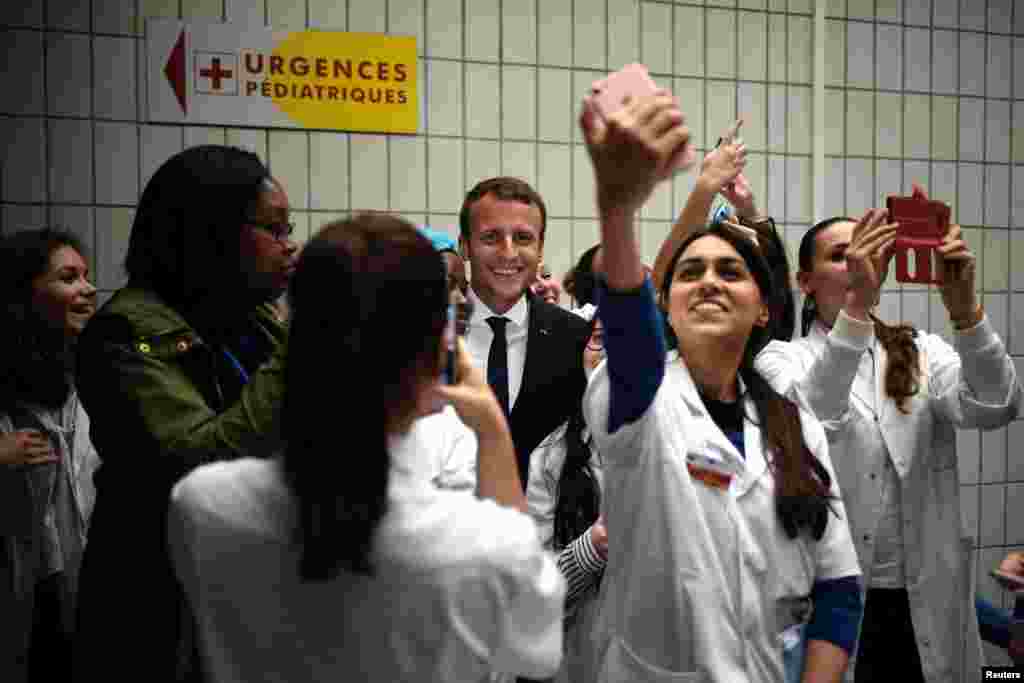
[76,286,288,485]
[72,286,289,680]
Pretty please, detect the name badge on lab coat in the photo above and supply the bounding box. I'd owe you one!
[686,452,735,490]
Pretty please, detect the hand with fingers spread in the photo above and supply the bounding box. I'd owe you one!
[0,429,57,467]
[936,224,981,329]
[580,90,692,217]
[843,208,899,322]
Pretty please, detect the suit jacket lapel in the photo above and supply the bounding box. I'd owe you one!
[512,293,552,421]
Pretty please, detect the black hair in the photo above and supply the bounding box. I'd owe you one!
[282,213,448,581]
[552,320,601,550]
[563,244,602,308]
[0,228,88,411]
[737,216,796,342]
[660,224,835,540]
[125,145,271,311]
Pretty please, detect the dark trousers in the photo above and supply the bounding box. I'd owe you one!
[854,588,925,683]
[27,572,74,683]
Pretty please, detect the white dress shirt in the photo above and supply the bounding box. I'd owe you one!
[465,288,529,410]
[169,416,566,683]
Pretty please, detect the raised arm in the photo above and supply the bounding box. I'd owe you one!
[652,121,748,292]
[580,92,690,432]
[759,209,897,426]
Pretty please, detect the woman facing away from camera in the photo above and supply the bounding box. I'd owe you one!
[167,214,565,683]
[757,204,1022,683]
[0,228,100,683]
[577,88,861,682]
[73,145,296,680]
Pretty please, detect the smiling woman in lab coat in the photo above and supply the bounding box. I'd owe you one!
[757,207,1022,683]
[576,90,862,683]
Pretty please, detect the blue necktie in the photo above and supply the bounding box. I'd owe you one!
[486,316,510,418]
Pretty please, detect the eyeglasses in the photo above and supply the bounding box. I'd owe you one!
[245,221,296,242]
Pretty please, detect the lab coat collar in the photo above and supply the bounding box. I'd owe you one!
[666,351,768,497]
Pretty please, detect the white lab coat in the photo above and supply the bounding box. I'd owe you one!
[169,416,566,683]
[757,313,1022,683]
[582,351,861,683]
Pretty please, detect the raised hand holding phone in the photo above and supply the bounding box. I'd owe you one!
[589,64,695,173]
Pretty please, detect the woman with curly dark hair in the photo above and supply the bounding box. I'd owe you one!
[0,228,99,683]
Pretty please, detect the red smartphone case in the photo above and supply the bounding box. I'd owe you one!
[886,193,950,284]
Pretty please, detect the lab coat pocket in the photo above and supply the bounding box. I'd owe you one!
[598,636,701,683]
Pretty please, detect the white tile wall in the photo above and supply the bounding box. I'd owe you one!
[94,121,139,205]
[49,118,93,204]
[958,162,984,225]
[706,9,737,80]
[608,0,638,68]
[674,6,704,77]
[958,97,985,161]
[959,31,986,97]
[875,24,902,92]
[959,0,986,32]
[1,116,47,203]
[932,29,959,94]
[350,134,388,212]
[426,137,462,214]
[309,132,348,211]
[905,0,931,28]
[427,0,462,59]
[501,66,536,140]
[640,2,672,76]
[538,0,571,67]
[933,0,958,29]
[427,59,462,136]
[268,130,309,209]
[1,30,45,116]
[985,166,1010,228]
[987,36,1013,99]
[985,100,1011,163]
[904,27,931,93]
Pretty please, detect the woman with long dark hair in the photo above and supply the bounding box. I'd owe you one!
[73,145,296,679]
[0,228,99,683]
[168,214,565,682]
[758,204,1021,682]
[526,306,605,683]
[577,89,862,682]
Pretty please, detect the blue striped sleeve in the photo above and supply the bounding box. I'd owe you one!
[804,575,864,656]
[595,277,667,434]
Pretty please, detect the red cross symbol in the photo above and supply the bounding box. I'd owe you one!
[199,57,233,90]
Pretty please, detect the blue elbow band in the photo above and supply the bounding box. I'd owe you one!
[805,575,864,656]
[595,277,667,433]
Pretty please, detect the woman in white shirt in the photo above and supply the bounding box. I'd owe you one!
[577,89,862,682]
[526,306,607,683]
[168,213,565,683]
[757,203,1022,682]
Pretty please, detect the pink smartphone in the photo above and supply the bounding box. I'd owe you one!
[591,64,658,120]
[991,569,1024,592]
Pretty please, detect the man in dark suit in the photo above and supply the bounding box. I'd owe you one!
[458,177,591,489]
